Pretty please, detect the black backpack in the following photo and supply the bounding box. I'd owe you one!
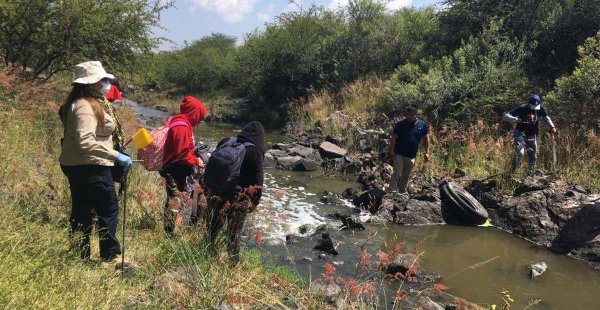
[203,137,254,197]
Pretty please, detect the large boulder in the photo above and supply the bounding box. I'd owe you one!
[472,173,600,269]
[376,192,444,225]
[394,198,444,225]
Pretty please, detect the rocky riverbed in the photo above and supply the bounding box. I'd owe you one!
[266,111,600,270]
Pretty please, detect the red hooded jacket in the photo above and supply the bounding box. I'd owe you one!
[105,84,123,102]
[163,96,208,167]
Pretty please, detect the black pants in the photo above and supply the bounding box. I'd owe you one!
[160,163,194,234]
[206,196,250,262]
[61,165,121,260]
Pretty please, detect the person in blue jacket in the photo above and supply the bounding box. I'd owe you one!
[387,106,431,193]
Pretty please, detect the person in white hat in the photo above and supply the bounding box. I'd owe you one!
[503,94,557,173]
[58,61,132,261]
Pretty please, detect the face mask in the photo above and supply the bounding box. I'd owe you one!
[529,104,538,110]
[101,81,112,94]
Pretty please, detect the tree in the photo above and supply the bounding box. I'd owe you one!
[0,0,172,80]
[439,0,600,83]
[387,20,531,125]
[546,30,600,130]
[153,33,238,95]
[234,5,343,123]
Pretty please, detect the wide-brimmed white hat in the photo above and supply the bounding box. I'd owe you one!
[73,61,115,84]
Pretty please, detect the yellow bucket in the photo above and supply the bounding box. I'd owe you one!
[131,128,153,150]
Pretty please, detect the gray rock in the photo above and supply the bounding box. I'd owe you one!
[341,158,363,174]
[353,188,386,213]
[311,282,342,306]
[289,144,321,160]
[385,253,419,276]
[319,141,348,159]
[276,156,303,171]
[286,234,301,245]
[325,134,345,146]
[126,84,139,91]
[358,139,372,153]
[392,198,444,225]
[339,214,366,230]
[514,174,550,195]
[417,297,445,310]
[358,170,385,191]
[320,191,342,205]
[298,224,312,234]
[298,158,320,171]
[314,233,339,255]
[264,152,276,168]
[273,143,293,152]
[266,149,288,158]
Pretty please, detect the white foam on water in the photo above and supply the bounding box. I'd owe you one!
[247,172,329,244]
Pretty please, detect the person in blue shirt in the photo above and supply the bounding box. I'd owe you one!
[503,94,557,173]
[387,106,431,193]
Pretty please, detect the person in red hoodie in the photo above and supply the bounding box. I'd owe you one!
[105,84,123,103]
[160,96,208,235]
[105,78,124,103]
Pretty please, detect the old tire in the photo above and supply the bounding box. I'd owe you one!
[440,181,488,225]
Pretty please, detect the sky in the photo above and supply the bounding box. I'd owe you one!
[153,0,441,50]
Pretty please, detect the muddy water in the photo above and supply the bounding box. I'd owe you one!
[132,102,600,309]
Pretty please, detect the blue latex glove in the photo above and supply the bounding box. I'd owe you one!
[115,153,133,172]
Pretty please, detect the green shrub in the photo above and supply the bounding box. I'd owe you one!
[387,20,531,125]
[545,30,600,130]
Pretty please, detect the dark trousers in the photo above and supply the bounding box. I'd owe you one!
[206,196,250,262]
[61,165,121,260]
[160,163,194,234]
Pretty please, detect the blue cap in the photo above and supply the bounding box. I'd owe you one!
[529,94,541,106]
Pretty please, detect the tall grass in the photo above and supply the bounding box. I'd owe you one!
[0,78,325,309]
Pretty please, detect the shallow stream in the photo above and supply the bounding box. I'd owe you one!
[131,101,600,309]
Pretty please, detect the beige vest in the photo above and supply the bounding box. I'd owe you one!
[59,98,119,166]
